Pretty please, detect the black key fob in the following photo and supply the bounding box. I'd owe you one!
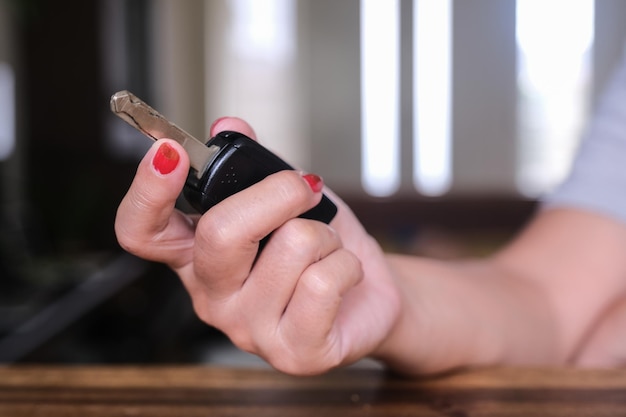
[183,131,337,223]
[110,91,337,224]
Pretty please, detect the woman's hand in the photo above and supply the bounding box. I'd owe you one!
[114,117,401,375]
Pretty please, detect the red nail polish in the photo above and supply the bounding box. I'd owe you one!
[302,173,324,193]
[153,143,180,175]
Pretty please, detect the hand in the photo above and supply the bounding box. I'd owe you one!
[115,117,401,375]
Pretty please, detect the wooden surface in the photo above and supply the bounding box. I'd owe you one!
[1,365,626,416]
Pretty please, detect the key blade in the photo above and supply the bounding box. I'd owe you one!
[110,90,219,178]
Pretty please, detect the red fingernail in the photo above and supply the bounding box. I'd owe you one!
[152,142,180,175]
[302,173,324,193]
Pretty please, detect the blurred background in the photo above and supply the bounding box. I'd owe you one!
[0,0,624,365]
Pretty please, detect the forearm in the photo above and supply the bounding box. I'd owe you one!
[372,254,560,375]
[492,208,626,362]
[372,208,626,375]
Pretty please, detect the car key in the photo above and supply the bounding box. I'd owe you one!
[110,90,337,224]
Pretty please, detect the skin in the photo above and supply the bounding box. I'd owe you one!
[115,117,626,375]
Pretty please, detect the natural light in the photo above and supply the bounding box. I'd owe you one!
[516,0,594,196]
[360,0,451,197]
[229,0,296,63]
[413,0,452,196]
[0,62,15,161]
[360,0,401,197]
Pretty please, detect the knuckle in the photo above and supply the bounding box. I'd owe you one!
[275,171,310,204]
[228,330,257,355]
[188,291,225,329]
[300,268,335,299]
[273,219,338,260]
[297,249,363,301]
[124,185,171,225]
[344,249,364,276]
[195,210,235,251]
[130,186,158,212]
[278,218,319,246]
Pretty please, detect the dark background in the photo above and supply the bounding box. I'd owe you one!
[0,0,226,364]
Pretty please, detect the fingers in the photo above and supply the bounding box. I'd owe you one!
[286,248,363,325]
[281,249,363,339]
[115,116,267,270]
[210,116,257,140]
[115,116,378,375]
[115,139,196,268]
[239,219,344,336]
[190,213,364,375]
[272,249,364,374]
[191,170,325,300]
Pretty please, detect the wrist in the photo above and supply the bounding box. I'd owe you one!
[368,255,507,375]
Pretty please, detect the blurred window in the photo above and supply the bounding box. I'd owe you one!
[0,62,15,161]
[413,0,452,196]
[360,0,401,197]
[516,0,594,197]
[360,0,595,198]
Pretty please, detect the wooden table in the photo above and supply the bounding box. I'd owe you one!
[1,365,626,416]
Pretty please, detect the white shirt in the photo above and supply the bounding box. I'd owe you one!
[543,52,626,225]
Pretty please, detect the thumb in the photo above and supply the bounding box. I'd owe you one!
[115,139,196,267]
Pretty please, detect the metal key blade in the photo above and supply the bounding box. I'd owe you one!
[110,90,219,178]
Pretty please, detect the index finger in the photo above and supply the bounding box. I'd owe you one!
[210,117,257,140]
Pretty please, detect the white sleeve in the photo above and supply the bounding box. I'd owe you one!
[542,51,626,225]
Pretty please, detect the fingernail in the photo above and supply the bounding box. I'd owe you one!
[152,142,180,175]
[302,173,324,193]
